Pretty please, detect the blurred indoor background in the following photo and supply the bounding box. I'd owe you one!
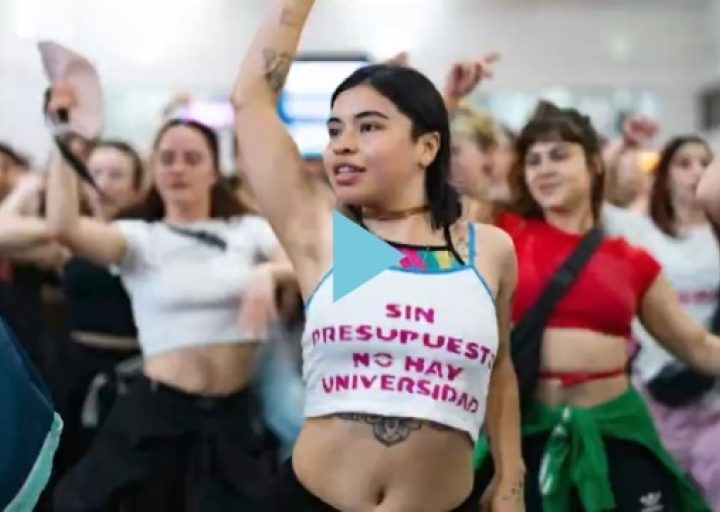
[1,0,718,170]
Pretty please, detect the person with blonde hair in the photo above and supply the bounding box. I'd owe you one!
[450,103,501,223]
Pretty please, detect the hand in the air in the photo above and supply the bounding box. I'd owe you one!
[621,114,659,148]
[47,79,79,120]
[445,53,500,100]
[384,51,410,68]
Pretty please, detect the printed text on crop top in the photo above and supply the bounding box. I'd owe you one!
[301,223,498,441]
[496,212,661,338]
[112,215,279,356]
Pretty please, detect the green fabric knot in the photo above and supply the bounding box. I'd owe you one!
[540,405,614,512]
[471,388,710,512]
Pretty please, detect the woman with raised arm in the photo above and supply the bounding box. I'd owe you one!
[47,94,288,510]
[473,103,718,511]
[51,140,146,482]
[232,1,523,511]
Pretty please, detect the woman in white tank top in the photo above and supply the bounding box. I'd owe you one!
[603,135,720,509]
[232,1,524,511]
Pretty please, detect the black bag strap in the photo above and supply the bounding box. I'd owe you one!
[165,225,228,252]
[516,226,604,331]
[42,89,113,204]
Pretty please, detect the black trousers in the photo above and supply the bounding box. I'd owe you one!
[38,343,138,511]
[262,458,486,512]
[475,432,682,511]
[54,343,139,471]
[54,376,275,512]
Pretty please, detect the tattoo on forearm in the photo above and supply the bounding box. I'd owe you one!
[279,8,302,27]
[335,413,452,447]
[262,48,293,93]
[501,476,524,502]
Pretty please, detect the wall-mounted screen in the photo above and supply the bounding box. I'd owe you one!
[278,54,370,158]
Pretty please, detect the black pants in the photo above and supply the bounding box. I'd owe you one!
[475,433,681,511]
[262,459,486,512]
[54,377,274,512]
[38,343,138,511]
[54,343,139,471]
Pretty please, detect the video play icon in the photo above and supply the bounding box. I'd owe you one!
[332,210,404,302]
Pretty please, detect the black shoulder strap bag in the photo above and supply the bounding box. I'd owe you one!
[645,297,719,407]
[511,226,604,408]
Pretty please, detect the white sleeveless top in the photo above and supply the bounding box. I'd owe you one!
[301,224,498,441]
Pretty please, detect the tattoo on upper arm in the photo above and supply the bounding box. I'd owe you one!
[279,8,302,27]
[263,49,293,94]
[335,413,452,447]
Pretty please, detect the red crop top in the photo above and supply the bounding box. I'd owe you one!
[497,212,661,338]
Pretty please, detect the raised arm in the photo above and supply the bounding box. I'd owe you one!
[443,53,499,120]
[45,148,127,267]
[388,52,497,120]
[639,274,720,375]
[231,0,330,287]
[603,114,659,207]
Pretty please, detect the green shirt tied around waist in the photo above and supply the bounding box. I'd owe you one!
[473,387,709,512]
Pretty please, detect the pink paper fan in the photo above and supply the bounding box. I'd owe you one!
[37,41,104,140]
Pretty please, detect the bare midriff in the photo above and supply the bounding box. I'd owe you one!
[535,327,630,407]
[143,341,260,396]
[292,417,474,512]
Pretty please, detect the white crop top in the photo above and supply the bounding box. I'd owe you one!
[113,215,279,357]
[301,225,498,441]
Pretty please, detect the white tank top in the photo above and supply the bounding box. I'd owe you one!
[301,224,498,441]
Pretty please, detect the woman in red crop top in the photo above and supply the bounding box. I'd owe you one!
[473,102,720,512]
[232,1,525,510]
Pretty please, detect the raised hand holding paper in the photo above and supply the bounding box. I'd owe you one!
[37,41,104,140]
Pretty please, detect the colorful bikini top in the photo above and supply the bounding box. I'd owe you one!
[301,223,498,441]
